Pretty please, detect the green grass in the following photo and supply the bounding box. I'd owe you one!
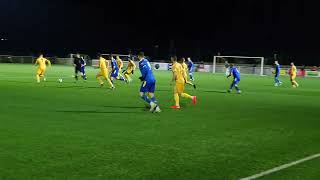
[0,63,319,180]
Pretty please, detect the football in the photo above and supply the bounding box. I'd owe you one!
[58,78,63,83]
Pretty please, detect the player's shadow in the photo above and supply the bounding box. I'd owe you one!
[157,89,172,92]
[200,90,227,94]
[56,110,144,114]
[103,105,144,109]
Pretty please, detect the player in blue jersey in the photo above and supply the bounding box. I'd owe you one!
[138,52,161,113]
[187,57,195,81]
[73,53,87,81]
[227,64,241,94]
[110,55,126,85]
[274,61,282,86]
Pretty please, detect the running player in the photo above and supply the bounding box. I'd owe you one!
[227,64,241,94]
[73,53,87,81]
[138,52,161,113]
[123,57,136,83]
[34,53,51,83]
[289,62,299,88]
[96,54,114,89]
[110,56,126,84]
[274,61,282,86]
[171,56,197,109]
[187,57,195,81]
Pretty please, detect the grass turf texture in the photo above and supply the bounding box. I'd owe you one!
[0,63,319,180]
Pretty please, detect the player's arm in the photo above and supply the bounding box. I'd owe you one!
[139,64,147,82]
[46,58,52,67]
[227,69,232,78]
[34,59,38,66]
[132,61,136,74]
[82,57,86,67]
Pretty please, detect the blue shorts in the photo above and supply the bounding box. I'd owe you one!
[140,80,156,93]
[111,69,119,78]
[233,78,240,85]
[80,67,86,74]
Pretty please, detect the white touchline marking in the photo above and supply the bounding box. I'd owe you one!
[240,153,320,180]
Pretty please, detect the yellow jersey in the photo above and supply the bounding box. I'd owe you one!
[291,65,297,76]
[117,58,124,69]
[35,57,51,69]
[172,62,185,84]
[99,57,108,71]
[127,60,136,70]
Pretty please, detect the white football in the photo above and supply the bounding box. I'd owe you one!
[58,78,63,83]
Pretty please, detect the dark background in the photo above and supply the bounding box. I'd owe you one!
[0,0,319,65]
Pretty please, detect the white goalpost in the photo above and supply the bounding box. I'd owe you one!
[213,56,265,76]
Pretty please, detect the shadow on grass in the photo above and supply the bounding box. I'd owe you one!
[56,110,145,114]
[199,89,227,94]
[103,105,144,109]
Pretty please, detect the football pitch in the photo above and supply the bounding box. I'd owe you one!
[0,64,319,180]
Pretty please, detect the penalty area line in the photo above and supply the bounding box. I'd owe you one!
[240,153,320,180]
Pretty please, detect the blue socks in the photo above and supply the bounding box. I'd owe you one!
[141,95,151,104]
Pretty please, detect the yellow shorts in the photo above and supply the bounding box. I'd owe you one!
[97,70,109,79]
[174,83,185,94]
[125,68,133,75]
[37,68,46,76]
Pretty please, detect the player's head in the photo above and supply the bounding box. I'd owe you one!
[230,64,235,68]
[97,53,102,58]
[171,56,178,63]
[76,53,81,58]
[116,56,120,60]
[275,61,278,65]
[179,57,186,63]
[38,53,43,58]
[187,57,191,61]
[138,52,145,60]
[290,62,294,66]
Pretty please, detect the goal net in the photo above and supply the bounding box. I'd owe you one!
[213,56,265,76]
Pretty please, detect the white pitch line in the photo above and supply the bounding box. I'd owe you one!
[240,153,320,180]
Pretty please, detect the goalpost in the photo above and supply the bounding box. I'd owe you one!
[213,56,265,76]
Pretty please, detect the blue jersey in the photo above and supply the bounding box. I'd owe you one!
[111,58,118,70]
[139,58,155,82]
[275,64,280,76]
[230,67,240,80]
[188,60,194,71]
[80,58,86,66]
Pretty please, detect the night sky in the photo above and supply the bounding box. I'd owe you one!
[0,0,319,64]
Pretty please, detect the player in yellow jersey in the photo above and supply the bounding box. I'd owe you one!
[171,56,197,109]
[180,58,196,89]
[116,56,124,71]
[34,53,51,83]
[96,54,114,89]
[289,62,299,88]
[122,58,136,83]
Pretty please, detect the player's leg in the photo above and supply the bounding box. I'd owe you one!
[189,71,194,81]
[172,84,181,109]
[291,76,299,87]
[96,72,104,86]
[234,79,241,93]
[274,75,279,86]
[228,80,235,92]
[180,83,197,105]
[124,72,132,83]
[104,74,114,89]
[81,67,87,80]
[36,68,42,83]
[75,67,79,80]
